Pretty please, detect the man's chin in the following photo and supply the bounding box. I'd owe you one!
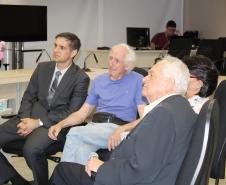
[54,60,63,63]
[142,90,147,97]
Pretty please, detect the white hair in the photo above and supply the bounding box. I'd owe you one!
[160,55,190,95]
[110,43,136,71]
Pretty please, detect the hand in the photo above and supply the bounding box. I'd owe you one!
[17,118,39,136]
[175,30,181,36]
[48,124,62,140]
[85,158,104,177]
[108,126,124,151]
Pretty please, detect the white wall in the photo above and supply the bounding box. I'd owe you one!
[102,0,183,46]
[184,0,226,39]
[0,0,183,69]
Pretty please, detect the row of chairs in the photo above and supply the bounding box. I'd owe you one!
[2,80,226,185]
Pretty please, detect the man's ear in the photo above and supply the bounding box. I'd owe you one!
[71,49,78,58]
[197,79,204,89]
[165,78,176,92]
[125,63,132,72]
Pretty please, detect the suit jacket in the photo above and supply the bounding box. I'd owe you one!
[94,95,197,185]
[18,61,90,127]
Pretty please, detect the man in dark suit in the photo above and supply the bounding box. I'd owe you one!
[50,56,197,185]
[0,32,90,185]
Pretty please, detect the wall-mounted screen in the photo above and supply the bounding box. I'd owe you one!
[0,4,47,42]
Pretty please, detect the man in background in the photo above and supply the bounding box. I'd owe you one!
[150,20,180,50]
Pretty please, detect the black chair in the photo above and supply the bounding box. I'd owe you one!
[183,30,199,47]
[210,80,226,185]
[154,37,193,64]
[218,37,226,75]
[175,99,219,185]
[2,139,64,163]
[132,67,148,76]
[197,39,224,74]
[168,37,193,59]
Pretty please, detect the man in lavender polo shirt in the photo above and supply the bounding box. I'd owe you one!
[48,43,146,165]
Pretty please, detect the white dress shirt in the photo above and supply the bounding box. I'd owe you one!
[142,93,179,118]
[39,64,71,126]
[188,95,209,114]
[49,64,71,91]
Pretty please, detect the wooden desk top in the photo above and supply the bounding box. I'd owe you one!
[0,67,225,85]
[0,68,108,85]
[0,69,33,85]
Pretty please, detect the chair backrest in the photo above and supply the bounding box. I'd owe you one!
[218,37,226,52]
[132,67,148,77]
[211,80,226,179]
[168,37,193,59]
[175,99,219,185]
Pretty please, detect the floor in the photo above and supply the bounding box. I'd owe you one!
[2,152,226,185]
[3,152,59,184]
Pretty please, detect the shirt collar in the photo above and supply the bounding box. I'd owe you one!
[143,93,179,117]
[54,63,71,76]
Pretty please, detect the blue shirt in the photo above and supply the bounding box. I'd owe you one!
[86,71,146,122]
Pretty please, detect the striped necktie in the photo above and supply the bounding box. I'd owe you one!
[47,71,62,105]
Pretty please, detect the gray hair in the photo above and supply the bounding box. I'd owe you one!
[160,55,190,95]
[110,43,136,71]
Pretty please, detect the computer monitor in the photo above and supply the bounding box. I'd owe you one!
[197,39,223,61]
[168,36,193,59]
[183,30,199,47]
[126,27,150,49]
[0,4,47,42]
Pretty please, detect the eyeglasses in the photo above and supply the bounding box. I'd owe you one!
[190,75,197,79]
[190,75,201,81]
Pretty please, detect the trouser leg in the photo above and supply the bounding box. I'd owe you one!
[23,127,57,185]
[0,117,25,184]
[50,162,93,185]
[61,123,118,164]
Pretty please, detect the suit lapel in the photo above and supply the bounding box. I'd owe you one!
[51,63,77,105]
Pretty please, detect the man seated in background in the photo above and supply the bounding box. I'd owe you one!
[50,55,197,185]
[150,20,180,50]
[48,43,147,165]
[0,32,90,185]
[107,55,218,150]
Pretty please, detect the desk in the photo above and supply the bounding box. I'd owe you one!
[86,50,197,69]
[0,68,107,123]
